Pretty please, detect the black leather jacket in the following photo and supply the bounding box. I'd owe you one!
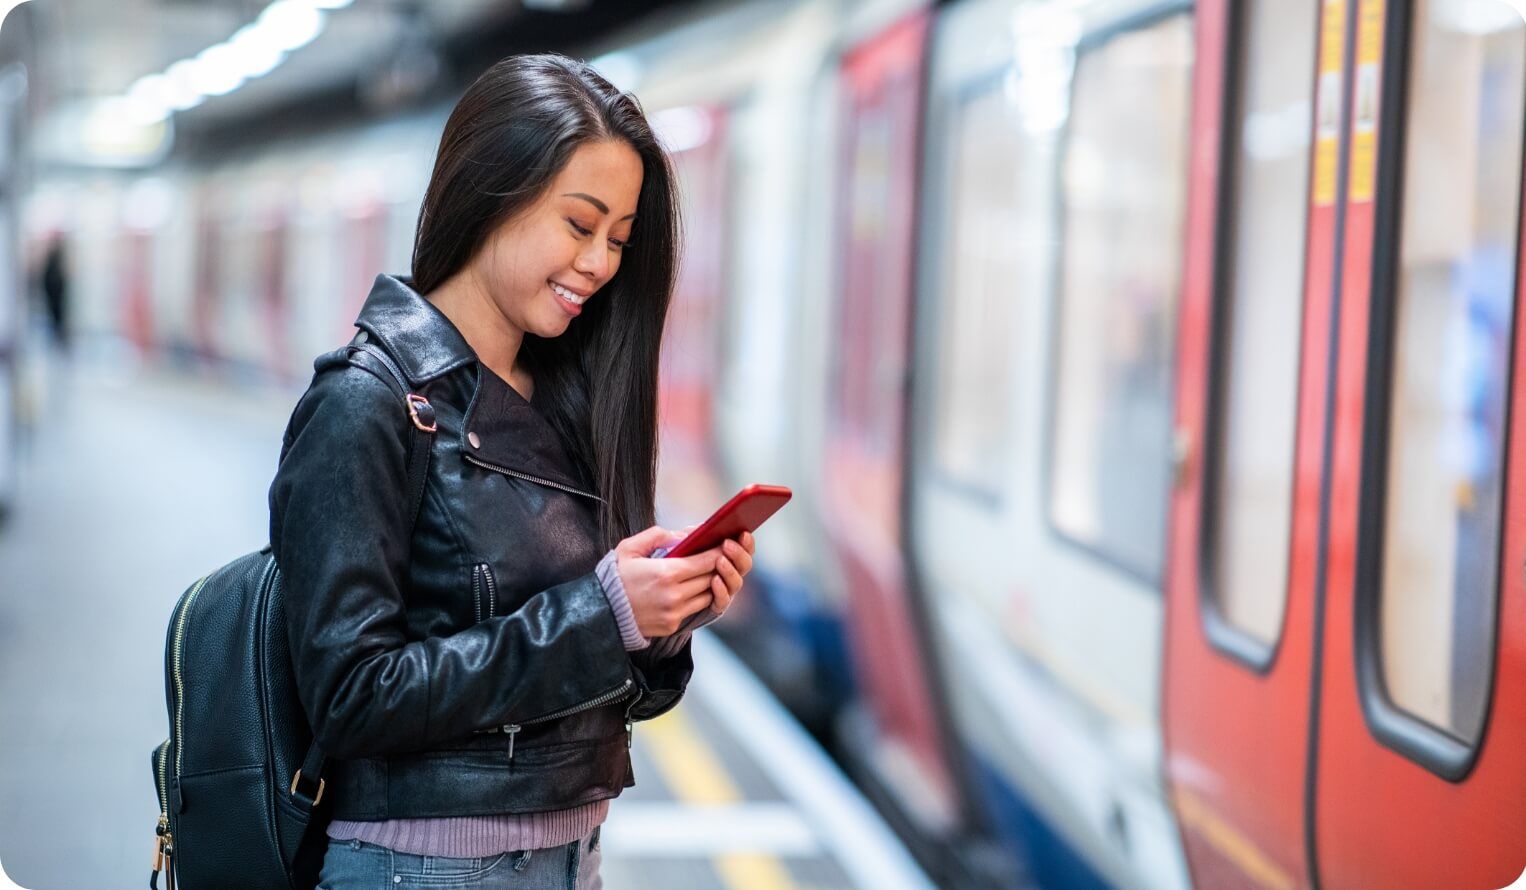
[269,274,692,821]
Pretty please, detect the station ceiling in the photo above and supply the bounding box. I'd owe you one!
[5,0,700,163]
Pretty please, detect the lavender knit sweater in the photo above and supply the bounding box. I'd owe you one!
[326,545,719,856]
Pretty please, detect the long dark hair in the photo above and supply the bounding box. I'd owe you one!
[411,53,681,551]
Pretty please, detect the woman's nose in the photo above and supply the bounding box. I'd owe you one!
[573,243,609,280]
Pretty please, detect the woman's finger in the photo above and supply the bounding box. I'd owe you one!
[723,540,753,577]
[717,554,743,591]
[666,545,726,580]
[710,573,734,614]
[740,530,755,555]
[674,573,715,598]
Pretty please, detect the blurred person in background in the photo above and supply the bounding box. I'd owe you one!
[267,53,757,889]
[37,231,68,352]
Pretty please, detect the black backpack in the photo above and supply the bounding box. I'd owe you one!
[149,340,436,889]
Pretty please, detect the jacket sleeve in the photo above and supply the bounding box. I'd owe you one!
[269,364,632,760]
[627,636,694,722]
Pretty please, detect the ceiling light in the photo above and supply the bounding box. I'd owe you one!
[163,61,205,111]
[192,44,248,96]
[229,24,287,79]
[258,0,325,53]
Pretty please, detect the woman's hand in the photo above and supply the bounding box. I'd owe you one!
[614,525,725,637]
[653,524,755,619]
[614,525,757,636]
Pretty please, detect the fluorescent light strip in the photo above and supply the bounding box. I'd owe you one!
[118,0,354,124]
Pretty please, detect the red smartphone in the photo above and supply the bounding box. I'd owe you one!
[659,484,793,559]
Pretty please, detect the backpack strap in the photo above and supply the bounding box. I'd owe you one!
[290,338,438,812]
[345,340,437,531]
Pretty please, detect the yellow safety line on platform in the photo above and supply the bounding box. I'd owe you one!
[1174,788,1294,890]
[643,708,799,890]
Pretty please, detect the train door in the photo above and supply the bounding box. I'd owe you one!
[1313,0,1526,886]
[912,0,1195,885]
[1161,0,1329,886]
[823,3,963,840]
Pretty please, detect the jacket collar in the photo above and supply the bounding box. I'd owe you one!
[463,369,601,499]
[354,275,599,498]
[353,274,477,385]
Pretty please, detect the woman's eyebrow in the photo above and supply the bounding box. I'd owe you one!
[563,192,637,221]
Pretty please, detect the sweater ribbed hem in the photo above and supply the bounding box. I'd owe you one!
[648,605,718,659]
[326,799,610,857]
[596,549,649,652]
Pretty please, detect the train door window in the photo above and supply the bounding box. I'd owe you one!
[1203,0,1320,658]
[1366,0,1524,752]
[1048,12,1194,582]
[926,80,1027,499]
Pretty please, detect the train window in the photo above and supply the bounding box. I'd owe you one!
[1203,0,1320,657]
[1369,0,1523,749]
[927,80,1025,496]
[1047,13,1193,582]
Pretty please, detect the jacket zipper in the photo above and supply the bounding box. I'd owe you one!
[152,573,208,889]
[491,677,636,761]
[463,454,603,502]
[472,563,498,621]
[624,685,646,750]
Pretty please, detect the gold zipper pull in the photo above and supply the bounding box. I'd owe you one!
[150,815,169,888]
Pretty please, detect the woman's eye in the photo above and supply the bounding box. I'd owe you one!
[567,219,592,236]
[609,237,627,250]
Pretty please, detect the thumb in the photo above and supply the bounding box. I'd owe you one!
[617,524,674,557]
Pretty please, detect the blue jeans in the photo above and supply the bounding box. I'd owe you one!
[316,827,603,890]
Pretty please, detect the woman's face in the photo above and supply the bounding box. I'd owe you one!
[472,139,643,339]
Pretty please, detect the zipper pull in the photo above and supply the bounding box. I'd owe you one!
[150,816,167,888]
[626,718,634,749]
[504,725,520,762]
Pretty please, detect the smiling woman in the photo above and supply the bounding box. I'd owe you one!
[254,52,758,890]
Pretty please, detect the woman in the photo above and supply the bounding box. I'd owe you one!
[268,53,755,889]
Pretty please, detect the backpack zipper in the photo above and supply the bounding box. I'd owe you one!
[463,454,603,502]
[151,739,173,889]
[488,677,636,761]
[171,575,210,779]
[152,573,207,890]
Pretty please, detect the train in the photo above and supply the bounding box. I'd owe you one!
[20,0,1526,887]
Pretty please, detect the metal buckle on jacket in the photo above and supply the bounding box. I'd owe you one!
[289,770,326,807]
[406,394,437,432]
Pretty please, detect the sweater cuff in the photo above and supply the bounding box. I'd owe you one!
[647,606,721,660]
[595,549,650,652]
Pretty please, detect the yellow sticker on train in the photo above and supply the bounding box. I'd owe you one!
[1350,0,1384,203]
[1313,0,1346,208]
